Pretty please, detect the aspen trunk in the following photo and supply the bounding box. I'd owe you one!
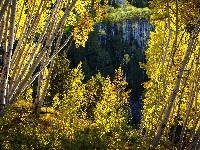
[0,0,16,115]
[178,52,200,149]
[0,0,105,117]
[0,17,5,46]
[0,0,78,115]
[0,2,10,113]
[150,15,200,148]
[6,0,59,102]
[0,0,10,20]
[14,34,72,101]
[35,25,64,113]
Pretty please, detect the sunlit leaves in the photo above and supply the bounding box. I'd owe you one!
[15,0,108,46]
[141,0,200,147]
[106,4,151,22]
[0,0,109,115]
[73,11,95,47]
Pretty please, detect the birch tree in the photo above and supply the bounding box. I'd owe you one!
[141,0,200,149]
[0,0,107,115]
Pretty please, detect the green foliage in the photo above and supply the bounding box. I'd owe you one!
[106,4,151,22]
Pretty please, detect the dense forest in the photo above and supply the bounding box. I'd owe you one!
[0,0,199,149]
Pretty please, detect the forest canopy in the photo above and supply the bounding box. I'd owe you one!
[0,0,200,149]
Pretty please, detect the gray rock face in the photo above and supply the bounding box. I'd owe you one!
[115,0,127,5]
[97,18,152,125]
[112,0,149,6]
[97,19,152,125]
[119,19,152,48]
[98,18,152,49]
[109,0,126,5]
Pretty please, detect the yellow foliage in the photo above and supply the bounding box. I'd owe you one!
[142,0,200,143]
[15,0,108,47]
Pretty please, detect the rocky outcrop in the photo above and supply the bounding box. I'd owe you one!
[97,18,152,125]
[98,18,152,49]
[110,0,127,5]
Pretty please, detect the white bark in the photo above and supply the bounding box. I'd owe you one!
[8,34,72,105]
[6,0,61,103]
[11,0,40,70]
[8,0,75,103]
[0,0,16,115]
[0,0,79,115]
[0,16,5,46]
[178,57,200,148]
[35,25,64,113]
[0,0,10,20]
[150,15,200,148]
[0,1,10,95]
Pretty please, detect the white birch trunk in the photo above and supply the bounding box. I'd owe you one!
[0,0,105,120]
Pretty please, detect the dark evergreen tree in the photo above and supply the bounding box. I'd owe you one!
[68,23,146,99]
